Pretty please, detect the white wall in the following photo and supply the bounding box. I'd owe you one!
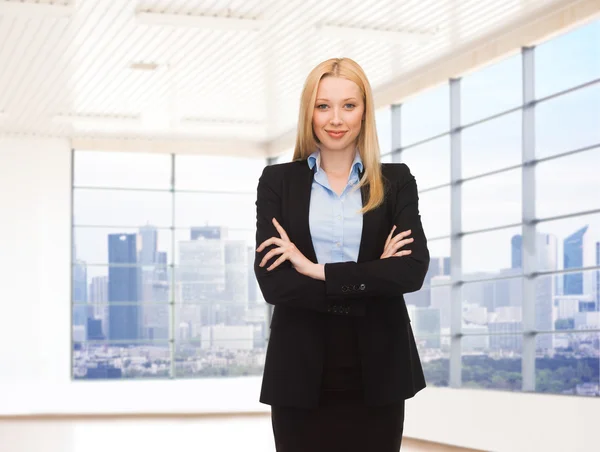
[0,136,597,452]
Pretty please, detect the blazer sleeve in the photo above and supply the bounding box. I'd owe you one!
[323,163,430,298]
[253,165,365,316]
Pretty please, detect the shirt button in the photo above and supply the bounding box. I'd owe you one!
[336,242,341,247]
[336,215,342,220]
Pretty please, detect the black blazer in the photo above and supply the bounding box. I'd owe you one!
[254,160,429,409]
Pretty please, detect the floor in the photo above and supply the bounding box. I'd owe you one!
[0,414,483,452]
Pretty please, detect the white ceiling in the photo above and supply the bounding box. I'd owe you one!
[0,0,590,154]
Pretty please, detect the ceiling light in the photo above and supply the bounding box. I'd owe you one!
[135,10,265,31]
[314,23,435,45]
[52,114,141,129]
[129,62,160,71]
[0,0,74,18]
[180,117,265,126]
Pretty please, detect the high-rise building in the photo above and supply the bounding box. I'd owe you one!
[411,307,441,348]
[108,233,139,341]
[563,226,595,296]
[405,256,450,308]
[178,235,226,335]
[511,235,522,269]
[248,245,259,307]
[191,226,227,241]
[511,233,557,351]
[224,240,249,325]
[72,258,88,328]
[138,226,169,340]
[89,275,108,339]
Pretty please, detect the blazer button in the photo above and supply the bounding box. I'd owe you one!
[342,285,348,292]
[360,284,366,291]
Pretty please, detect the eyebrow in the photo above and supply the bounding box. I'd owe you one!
[315,98,359,102]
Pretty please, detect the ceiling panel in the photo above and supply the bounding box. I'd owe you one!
[0,0,581,145]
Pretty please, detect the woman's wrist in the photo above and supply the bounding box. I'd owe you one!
[300,263,325,281]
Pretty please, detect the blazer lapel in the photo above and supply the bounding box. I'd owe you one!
[288,162,319,264]
[356,169,384,263]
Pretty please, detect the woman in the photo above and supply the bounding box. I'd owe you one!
[254,57,429,452]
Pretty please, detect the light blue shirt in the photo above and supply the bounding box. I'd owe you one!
[307,149,364,264]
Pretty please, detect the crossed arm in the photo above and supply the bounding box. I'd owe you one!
[253,164,430,314]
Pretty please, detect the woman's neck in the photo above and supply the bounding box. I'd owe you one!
[319,147,356,178]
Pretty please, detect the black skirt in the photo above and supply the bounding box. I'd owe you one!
[270,389,405,452]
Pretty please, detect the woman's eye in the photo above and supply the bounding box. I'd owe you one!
[345,104,356,108]
[316,104,328,109]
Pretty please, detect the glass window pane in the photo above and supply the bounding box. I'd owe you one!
[535,333,599,396]
[463,226,522,280]
[400,135,450,189]
[461,53,523,124]
[175,192,256,230]
[462,278,522,332]
[73,265,170,304]
[462,336,522,391]
[418,343,449,387]
[533,271,599,334]
[375,105,392,155]
[73,342,171,379]
[73,227,172,265]
[175,154,265,192]
[462,169,522,232]
[174,227,255,266]
[73,302,170,342]
[73,189,172,227]
[536,149,600,219]
[419,187,450,238]
[275,148,294,164]
[175,341,265,378]
[380,153,393,163]
[401,83,450,146]
[535,214,600,273]
[74,151,172,189]
[535,85,600,159]
[535,20,600,99]
[462,111,522,179]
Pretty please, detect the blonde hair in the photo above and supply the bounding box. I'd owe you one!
[292,57,384,213]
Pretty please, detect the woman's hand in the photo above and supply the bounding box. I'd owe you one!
[380,226,414,259]
[257,218,322,278]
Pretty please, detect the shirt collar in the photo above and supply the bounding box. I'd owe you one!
[307,148,364,176]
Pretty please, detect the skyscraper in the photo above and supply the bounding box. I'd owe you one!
[138,226,169,340]
[563,226,595,298]
[108,233,139,341]
[72,258,88,328]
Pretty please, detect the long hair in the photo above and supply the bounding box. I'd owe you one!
[292,57,384,213]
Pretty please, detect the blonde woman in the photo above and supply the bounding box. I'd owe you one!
[254,57,429,451]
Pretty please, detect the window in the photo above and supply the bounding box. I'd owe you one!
[461,53,523,124]
[400,82,450,146]
[398,18,600,396]
[72,151,267,380]
[535,20,600,99]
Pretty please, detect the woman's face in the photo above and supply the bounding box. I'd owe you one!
[312,76,365,154]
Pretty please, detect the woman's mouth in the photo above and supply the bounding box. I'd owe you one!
[326,131,347,139]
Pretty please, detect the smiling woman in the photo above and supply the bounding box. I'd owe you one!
[254,57,430,452]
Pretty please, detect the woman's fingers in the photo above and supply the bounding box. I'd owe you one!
[272,218,290,241]
[267,253,288,271]
[384,225,396,249]
[390,228,412,244]
[393,237,414,251]
[380,228,413,259]
[256,236,285,253]
[259,247,284,267]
